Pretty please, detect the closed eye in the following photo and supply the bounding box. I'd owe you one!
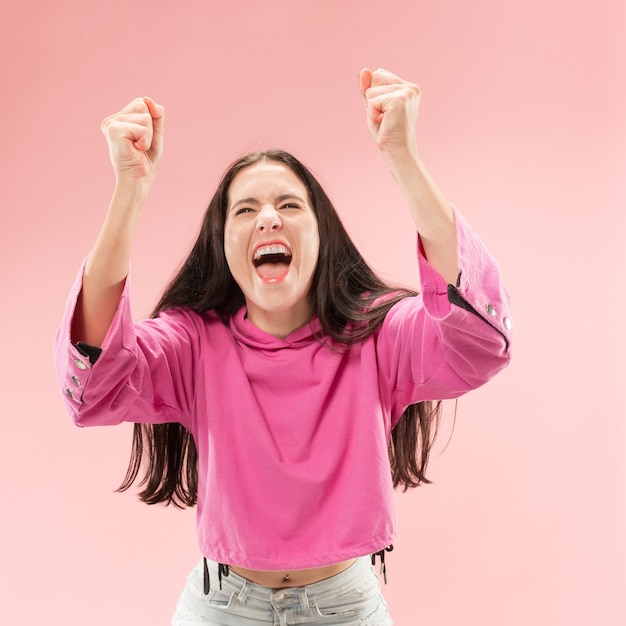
[235,207,255,215]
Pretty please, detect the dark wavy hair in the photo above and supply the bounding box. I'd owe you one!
[118,150,441,507]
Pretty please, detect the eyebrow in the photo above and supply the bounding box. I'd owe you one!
[230,194,306,211]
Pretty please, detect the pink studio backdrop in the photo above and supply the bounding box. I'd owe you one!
[1,1,624,624]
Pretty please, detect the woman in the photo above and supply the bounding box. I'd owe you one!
[55,68,512,624]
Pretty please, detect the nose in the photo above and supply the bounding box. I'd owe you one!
[256,206,282,233]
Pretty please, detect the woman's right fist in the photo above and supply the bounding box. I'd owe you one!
[100,97,164,183]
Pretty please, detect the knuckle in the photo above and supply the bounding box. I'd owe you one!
[100,117,114,134]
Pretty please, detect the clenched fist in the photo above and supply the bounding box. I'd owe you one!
[100,97,165,184]
[359,68,421,163]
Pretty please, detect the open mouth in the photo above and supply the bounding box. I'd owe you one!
[252,243,292,283]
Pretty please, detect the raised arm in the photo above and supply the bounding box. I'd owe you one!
[359,68,459,285]
[71,97,165,346]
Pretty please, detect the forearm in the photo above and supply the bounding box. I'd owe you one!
[386,151,459,285]
[70,96,164,347]
[71,181,149,346]
[358,69,459,285]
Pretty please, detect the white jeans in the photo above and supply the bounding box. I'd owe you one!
[172,556,393,625]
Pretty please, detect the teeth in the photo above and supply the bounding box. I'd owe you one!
[253,244,291,260]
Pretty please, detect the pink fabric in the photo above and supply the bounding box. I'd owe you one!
[54,207,512,570]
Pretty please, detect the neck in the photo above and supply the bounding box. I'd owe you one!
[245,303,312,338]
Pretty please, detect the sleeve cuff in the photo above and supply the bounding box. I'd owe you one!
[74,341,103,364]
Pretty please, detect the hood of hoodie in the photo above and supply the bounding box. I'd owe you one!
[228,306,323,350]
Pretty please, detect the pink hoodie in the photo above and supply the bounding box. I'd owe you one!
[54,207,512,570]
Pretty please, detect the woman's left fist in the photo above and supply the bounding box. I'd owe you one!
[359,68,421,161]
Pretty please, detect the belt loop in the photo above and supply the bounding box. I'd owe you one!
[237,579,252,603]
[298,587,309,611]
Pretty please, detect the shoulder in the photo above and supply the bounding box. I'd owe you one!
[154,306,222,325]
[375,293,425,334]
[139,306,231,344]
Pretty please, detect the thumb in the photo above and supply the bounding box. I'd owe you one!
[359,68,373,98]
[143,97,164,134]
[142,96,165,157]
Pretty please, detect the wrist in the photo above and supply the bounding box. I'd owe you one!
[111,177,153,211]
[382,150,427,191]
[380,144,422,176]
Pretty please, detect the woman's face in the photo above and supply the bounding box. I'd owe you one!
[224,160,320,337]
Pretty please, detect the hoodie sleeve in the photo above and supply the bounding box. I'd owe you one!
[375,206,512,423]
[53,260,197,429]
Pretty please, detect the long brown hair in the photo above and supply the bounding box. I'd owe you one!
[118,150,441,507]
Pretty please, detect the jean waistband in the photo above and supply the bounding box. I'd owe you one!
[203,555,374,603]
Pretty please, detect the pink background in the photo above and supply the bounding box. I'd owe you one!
[1,0,624,623]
